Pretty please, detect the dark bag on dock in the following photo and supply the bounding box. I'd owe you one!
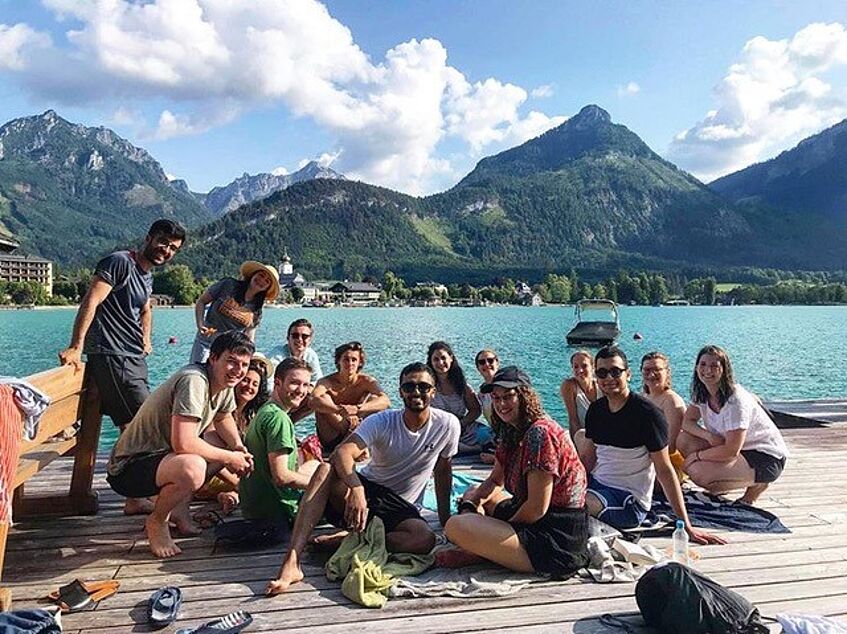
[635,563,770,633]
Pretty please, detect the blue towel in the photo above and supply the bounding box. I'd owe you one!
[0,608,61,633]
[647,490,790,534]
[420,472,482,514]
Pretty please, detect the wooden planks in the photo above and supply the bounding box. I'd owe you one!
[3,426,847,633]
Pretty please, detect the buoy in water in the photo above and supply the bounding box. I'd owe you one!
[168,336,178,344]
[633,332,643,341]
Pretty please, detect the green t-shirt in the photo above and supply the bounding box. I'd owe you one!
[239,400,300,522]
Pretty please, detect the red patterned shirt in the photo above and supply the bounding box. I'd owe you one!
[495,417,587,509]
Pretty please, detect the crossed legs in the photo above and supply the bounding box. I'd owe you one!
[444,489,533,573]
[266,466,436,596]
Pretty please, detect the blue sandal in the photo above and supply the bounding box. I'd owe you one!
[147,586,182,625]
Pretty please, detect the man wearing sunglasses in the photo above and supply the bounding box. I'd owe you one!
[267,318,324,421]
[576,346,725,546]
[266,362,460,596]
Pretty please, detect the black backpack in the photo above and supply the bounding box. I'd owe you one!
[634,563,770,633]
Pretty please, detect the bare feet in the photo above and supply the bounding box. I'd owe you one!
[308,530,349,552]
[218,491,239,514]
[738,483,769,505]
[266,553,305,596]
[124,497,155,515]
[170,506,202,536]
[145,516,182,558]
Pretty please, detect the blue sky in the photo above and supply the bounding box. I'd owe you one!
[1,1,847,194]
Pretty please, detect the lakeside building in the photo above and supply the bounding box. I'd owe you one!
[0,252,53,296]
[329,281,381,304]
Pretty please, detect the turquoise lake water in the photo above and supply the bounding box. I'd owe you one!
[2,305,845,448]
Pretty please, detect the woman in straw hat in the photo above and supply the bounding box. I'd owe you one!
[189,261,280,364]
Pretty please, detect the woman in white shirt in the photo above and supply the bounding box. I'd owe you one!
[559,350,599,442]
[679,345,789,505]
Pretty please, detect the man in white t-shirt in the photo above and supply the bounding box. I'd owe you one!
[266,362,460,596]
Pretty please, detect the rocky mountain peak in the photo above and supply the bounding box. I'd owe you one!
[570,104,611,128]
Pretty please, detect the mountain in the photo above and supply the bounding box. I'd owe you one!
[431,105,757,268]
[181,105,784,280]
[0,110,212,266]
[710,119,847,269]
[180,178,464,281]
[202,161,344,216]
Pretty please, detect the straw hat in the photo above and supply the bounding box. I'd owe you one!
[250,353,275,378]
[240,261,280,301]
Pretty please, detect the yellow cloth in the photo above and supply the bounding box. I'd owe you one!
[325,516,434,608]
[670,450,688,483]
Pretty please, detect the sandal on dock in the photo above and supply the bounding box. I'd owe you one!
[176,610,253,633]
[47,579,120,612]
[147,586,182,626]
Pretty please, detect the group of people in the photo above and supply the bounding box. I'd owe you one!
[57,218,790,593]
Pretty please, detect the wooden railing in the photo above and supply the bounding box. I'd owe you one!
[0,364,102,610]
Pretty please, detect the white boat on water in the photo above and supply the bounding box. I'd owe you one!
[565,299,621,347]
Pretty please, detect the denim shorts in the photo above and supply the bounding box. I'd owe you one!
[587,475,648,529]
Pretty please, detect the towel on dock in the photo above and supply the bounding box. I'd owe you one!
[390,564,541,599]
[0,376,50,440]
[0,385,23,524]
[325,516,434,608]
[420,471,482,513]
[646,490,789,534]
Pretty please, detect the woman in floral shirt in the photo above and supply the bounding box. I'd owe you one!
[445,366,590,578]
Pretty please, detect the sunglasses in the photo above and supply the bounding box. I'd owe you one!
[476,357,498,366]
[400,381,435,394]
[289,332,311,341]
[642,366,667,375]
[595,367,626,379]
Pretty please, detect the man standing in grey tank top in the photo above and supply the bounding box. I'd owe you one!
[59,219,186,515]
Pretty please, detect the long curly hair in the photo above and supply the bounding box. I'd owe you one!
[490,385,546,450]
[690,345,736,407]
[237,360,270,434]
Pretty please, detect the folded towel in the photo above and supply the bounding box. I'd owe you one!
[0,376,51,440]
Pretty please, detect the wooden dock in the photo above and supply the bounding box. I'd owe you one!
[4,426,847,633]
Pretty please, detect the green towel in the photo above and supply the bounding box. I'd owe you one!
[326,517,434,608]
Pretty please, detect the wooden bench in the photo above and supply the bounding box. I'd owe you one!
[0,364,103,610]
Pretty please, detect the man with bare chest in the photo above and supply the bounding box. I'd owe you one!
[309,342,390,452]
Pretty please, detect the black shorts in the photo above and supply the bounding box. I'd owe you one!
[494,499,590,579]
[87,354,149,427]
[741,449,786,484]
[325,474,423,533]
[106,451,168,498]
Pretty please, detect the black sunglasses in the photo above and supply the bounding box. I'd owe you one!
[476,357,498,366]
[289,332,311,341]
[595,367,626,379]
[400,381,435,394]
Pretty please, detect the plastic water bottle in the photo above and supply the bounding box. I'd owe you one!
[672,519,689,565]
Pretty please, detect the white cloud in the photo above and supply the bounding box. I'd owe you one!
[531,84,554,98]
[110,106,140,126]
[670,22,847,182]
[617,81,640,97]
[271,166,289,176]
[0,23,51,71]
[0,0,564,194]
